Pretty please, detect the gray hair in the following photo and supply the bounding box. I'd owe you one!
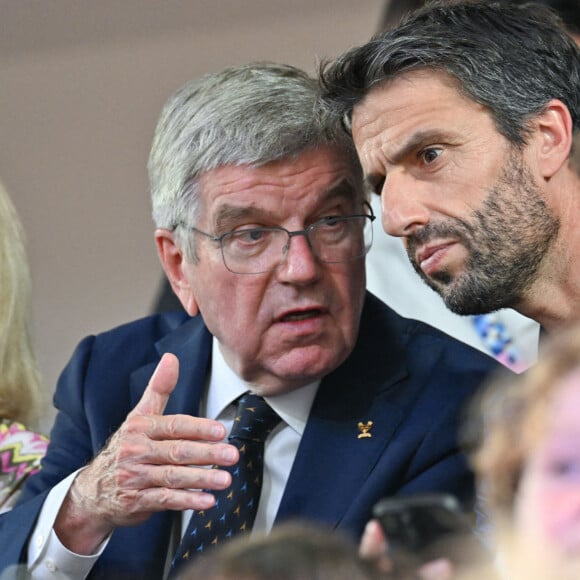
[148,62,360,256]
[320,0,580,146]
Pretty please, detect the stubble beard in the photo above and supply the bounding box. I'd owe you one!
[406,150,559,315]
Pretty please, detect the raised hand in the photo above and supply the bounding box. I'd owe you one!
[53,353,239,554]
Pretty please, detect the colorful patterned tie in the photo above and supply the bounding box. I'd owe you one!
[0,420,49,511]
[171,393,281,571]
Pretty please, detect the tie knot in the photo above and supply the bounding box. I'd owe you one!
[229,393,280,443]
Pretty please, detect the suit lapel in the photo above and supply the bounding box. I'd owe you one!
[276,297,412,527]
[129,317,212,417]
[117,317,212,577]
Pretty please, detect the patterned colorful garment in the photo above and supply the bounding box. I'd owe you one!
[472,313,527,373]
[0,419,49,512]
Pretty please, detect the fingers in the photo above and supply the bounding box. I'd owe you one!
[115,435,238,468]
[103,487,226,514]
[114,463,234,493]
[359,519,393,575]
[359,520,455,580]
[123,413,228,444]
[359,519,389,560]
[417,558,454,580]
[129,352,180,418]
[56,351,239,547]
[126,353,228,442]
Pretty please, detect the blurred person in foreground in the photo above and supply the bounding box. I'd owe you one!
[380,326,580,579]
[320,0,580,333]
[0,180,48,513]
[0,63,497,579]
[466,322,580,579]
[184,521,385,580]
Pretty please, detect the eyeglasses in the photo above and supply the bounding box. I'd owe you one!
[175,202,375,275]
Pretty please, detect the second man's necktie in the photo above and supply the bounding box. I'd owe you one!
[171,392,281,571]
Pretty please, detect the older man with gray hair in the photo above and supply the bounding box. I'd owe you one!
[0,62,496,579]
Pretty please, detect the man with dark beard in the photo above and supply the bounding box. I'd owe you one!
[320,0,580,333]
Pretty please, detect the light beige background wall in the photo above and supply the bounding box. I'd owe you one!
[0,0,383,430]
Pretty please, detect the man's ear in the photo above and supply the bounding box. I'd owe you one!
[155,229,199,316]
[533,99,574,178]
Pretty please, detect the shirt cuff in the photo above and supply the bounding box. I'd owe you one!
[28,469,110,579]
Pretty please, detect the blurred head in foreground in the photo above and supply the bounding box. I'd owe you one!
[469,324,580,579]
[182,521,384,580]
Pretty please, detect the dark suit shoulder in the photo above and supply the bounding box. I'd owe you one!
[361,292,497,373]
[51,312,204,443]
[71,311,198,371]
[90,310,193,348]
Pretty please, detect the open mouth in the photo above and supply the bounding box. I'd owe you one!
[279,309,323,322]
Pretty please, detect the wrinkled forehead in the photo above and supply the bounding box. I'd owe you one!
[354,68,465,115]
[197,147,364,221]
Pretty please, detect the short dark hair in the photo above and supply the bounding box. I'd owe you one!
[515,0,580,35]
[320,1,580,145]
[379,0,580,35]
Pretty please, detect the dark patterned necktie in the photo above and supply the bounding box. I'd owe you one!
[171,392,281,571]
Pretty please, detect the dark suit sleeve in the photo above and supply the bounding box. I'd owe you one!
[320,296,501,538]
[392,381,476,504]
[336,342,493,538]
[0,314,187,578]
[388,331,496,507]
[0,335,111,569]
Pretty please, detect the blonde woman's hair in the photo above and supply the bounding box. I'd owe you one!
[0,180,44,425]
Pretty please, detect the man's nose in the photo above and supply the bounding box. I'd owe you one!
[381,173,430,237]
[276,232,320,284]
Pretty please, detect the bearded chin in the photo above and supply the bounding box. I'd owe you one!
[404,147,559,316]
[440,273,516,315]
[410,255,522,315]
[407,250,459,301]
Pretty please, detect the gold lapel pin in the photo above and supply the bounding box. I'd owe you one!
[357,420,373,439]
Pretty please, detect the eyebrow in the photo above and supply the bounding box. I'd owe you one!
[323,177,360,205]
[362,129,453,191]
[212,177,360,232]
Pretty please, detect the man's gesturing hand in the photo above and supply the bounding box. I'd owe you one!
[54,353,239,555]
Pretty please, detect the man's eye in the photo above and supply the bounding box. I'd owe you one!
[233,228,268,243]
[421,148,442,164]
[319,216,342,227]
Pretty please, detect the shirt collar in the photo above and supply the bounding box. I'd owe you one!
[206,336,319,436]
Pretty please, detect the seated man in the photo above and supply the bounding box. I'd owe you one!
[0,63,497,579]
[320,0,580,333]
[469,322,580,580]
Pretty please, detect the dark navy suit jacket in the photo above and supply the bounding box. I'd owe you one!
[0,293,498,579]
